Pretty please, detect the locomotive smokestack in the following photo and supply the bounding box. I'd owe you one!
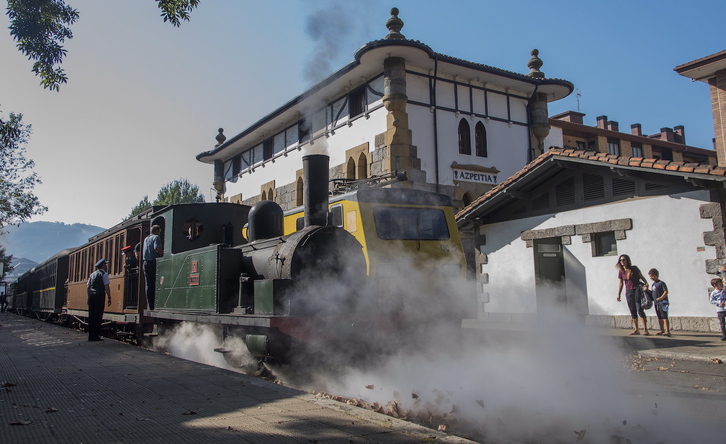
[303,154,329,227]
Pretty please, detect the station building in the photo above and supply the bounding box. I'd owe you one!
[455,51,726,332]
[196,8,573,213]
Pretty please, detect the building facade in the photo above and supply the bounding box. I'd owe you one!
[196,9,573,213]
[675,49,726,166]
[457,148,726,332]
[546,111,716,165]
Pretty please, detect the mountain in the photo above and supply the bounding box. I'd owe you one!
[3,257,38,284]
[0,221,106,263]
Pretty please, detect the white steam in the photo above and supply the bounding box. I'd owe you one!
[270,254,722,443]
[302,1,374,85]
[152,322,256,372]
[146,238,723,442]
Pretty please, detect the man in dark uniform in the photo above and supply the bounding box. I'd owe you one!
[87,259,111,341]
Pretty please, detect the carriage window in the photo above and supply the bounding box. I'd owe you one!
[373,207,450,240]
[182,219,203,241]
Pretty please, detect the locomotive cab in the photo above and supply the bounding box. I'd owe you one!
[151,203,250,314]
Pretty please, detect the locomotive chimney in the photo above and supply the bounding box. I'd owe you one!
[303,154,329,227]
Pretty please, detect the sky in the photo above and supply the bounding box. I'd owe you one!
[0,0,724,230]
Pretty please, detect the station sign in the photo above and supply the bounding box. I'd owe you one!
[453,168,498,185]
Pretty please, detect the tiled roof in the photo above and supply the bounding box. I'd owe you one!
[674,49,726,73]
[456,148,726,220]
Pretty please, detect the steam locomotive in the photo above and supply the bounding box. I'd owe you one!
[9,154,467,369]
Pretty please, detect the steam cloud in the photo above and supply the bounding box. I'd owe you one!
[267,257,722,443]
[302,1,373,85]
[150,237,722,442]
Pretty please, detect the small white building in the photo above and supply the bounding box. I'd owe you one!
[196,8,572,212]
[456,148,726,332]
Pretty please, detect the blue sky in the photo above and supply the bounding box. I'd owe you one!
[0,0,723,230]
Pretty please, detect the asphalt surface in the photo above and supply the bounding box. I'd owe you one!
[0,312,475,444]
[3,311,725,444]
[600,327,726,363]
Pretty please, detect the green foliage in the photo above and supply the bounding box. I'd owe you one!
[128,195,152,219]
[6,0,200,91]
[0,109,47,232]
[157,0,201,27]
[0,246,12,282]
[128,179,204,219]
[6,0,79,91]
[155,178,205,206]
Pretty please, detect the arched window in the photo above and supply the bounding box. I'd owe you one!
[346,158,356,180]
[475,122,488,157]
[296,177,304,206]
[261,190,267,201]
[458,119,471,155]
[463,191,473,207]
[357,153,368,179]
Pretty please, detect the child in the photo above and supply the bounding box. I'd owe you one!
[648,269,670,336]
[709,277,726,341]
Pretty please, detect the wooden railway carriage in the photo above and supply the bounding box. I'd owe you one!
[65,215,150,328]
[31,248,74,319]
[11,270,32,315]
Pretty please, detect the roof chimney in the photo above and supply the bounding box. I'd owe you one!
[596,115,607,129]
[551,111,585,124]
[674,125,686,144]
[607,121,619,132]
[631,123,642,136]
[660,127,675,142]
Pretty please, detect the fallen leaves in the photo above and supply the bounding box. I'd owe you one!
[9,420,32,426]
[574,428,587,442]
[710,358,722,364]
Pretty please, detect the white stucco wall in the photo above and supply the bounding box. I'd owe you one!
[478,190,718,320]
[223,105,387,200]
[408,105,531,188]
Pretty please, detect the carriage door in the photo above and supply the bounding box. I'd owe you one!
[533,238,566,312]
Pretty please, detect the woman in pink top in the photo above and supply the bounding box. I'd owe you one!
[616,254,649,335]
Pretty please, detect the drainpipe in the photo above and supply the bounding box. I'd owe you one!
[433,55,440,192]
[526,80,540,163]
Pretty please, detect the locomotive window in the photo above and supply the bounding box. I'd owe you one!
[330,205,343,227]
[373,207,450,240]
[182,219,203,241]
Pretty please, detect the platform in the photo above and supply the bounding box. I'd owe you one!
[0,312,474,444]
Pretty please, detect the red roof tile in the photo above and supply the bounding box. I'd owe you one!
[456,148,726,220]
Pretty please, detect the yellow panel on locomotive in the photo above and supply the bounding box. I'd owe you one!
[283,187,466,280]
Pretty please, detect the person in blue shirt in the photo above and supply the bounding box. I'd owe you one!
[648,268,670,336]
[142,225,164,310]
[709,277,726,341]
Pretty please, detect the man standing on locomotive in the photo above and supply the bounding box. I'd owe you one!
[122,245,139,306]
[87,259,111,341]
[142,225,163,310]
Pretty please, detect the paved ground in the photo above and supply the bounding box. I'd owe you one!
[0,312,475,444]
[3,312,725,444]
[596,327,726,363]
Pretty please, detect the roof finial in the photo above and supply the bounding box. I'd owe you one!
[385,7,405,40]
[527,49,545,78]
[215,128,226,147]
